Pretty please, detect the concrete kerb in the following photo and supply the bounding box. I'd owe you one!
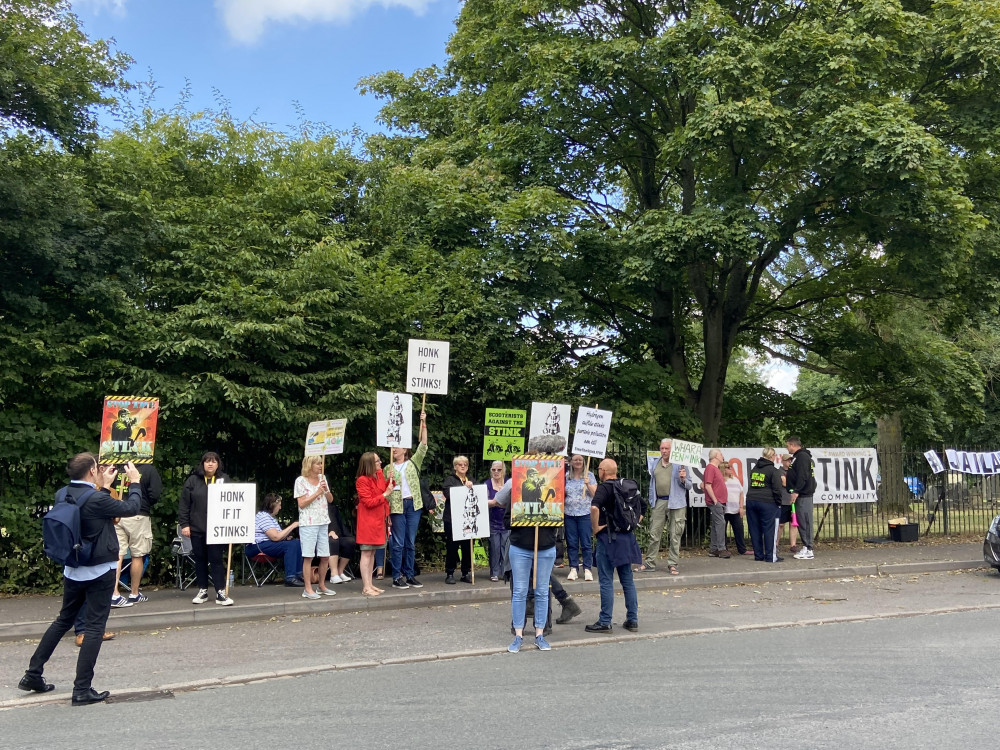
[0,558,985,645]
[5,597,1000,711]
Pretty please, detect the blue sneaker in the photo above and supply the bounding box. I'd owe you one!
[507,636,523,653]
[535,635,551,651]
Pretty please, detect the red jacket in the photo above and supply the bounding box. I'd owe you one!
[356,471,390,545]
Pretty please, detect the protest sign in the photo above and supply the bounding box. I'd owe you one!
[376,391,412,449]
[406,339,450,395]
[510,455,565,526]
[304,419,346,457]
[449,485,490,541]
[483,408,527,460]
[669,439,703,466]
[206,482,255,544]
[571,406,612,458]
[944,449,1000,475]
[924,450,945,474]
[99,396,159,464]
[428,492,445,533]
[528,402,571,456]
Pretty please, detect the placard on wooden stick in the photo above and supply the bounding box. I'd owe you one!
[406,339,450,395]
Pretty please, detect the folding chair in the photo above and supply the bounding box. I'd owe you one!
[118,552,150,594]
[171,525,198,590]
[243,546,281,587]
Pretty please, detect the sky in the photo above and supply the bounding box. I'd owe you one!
[68,0,800,395]
[70,0,460,134]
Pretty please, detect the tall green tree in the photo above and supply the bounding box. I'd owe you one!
[363,0,1000,442]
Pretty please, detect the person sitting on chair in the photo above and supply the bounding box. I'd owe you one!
[247,493,304,587]
[327,500,357,584]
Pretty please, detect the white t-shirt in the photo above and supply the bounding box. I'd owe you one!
[393,460,412,498]
[294,475,331,527]
[724,478,744,514]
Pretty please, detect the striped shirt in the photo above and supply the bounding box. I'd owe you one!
[254,511,281,544]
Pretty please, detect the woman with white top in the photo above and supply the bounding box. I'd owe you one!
[563,454,596,581]
[722,461,750,556]
[294,456,336,599]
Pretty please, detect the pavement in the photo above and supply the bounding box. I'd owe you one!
[1,540,988,642]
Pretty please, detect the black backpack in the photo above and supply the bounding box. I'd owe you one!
[608,478,643,534]
[43,485,98,567]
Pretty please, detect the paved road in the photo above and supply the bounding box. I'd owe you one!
[3,569,998,748]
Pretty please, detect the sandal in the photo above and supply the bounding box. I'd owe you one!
[668,566,679,575]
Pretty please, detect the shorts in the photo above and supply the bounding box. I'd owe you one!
[115,515,153,557]
[299,524,330,557]
[779,505,792,524]
[360,543,382,551]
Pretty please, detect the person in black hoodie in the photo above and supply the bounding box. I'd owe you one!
[786,436,817,560]
[178,451,234,606]
[745,447,785,563]
[19,453,142,706]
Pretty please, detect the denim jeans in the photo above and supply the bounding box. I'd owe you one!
[489,529,510,579]
[247,539,303,580]
[390,498,422,579]
[564,514,593,570]
[595,535,638,625]
[509,544,556,631]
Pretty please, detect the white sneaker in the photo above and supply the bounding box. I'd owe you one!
[215,591,234,606]
[793,548,810,560]
[584,569,593,582]
[801,548,814,559]
[567,568,578,581]
[191,588,209,604]
[330,574,344,584]
[339,570,353,581]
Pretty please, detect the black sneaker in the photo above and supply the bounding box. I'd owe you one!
[460,573,473,584]
[585,621,613,633]
[623,620,639,632]
[406,576,423,588]
[445,574,456,584]
[392,578,410,589]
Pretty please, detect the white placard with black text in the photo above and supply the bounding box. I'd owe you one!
[449,485,490,541]
[528,402,571,456]
[406,339,450,395]
[571,406,613,458]
[206,482,256,544]
[376,391,413,449]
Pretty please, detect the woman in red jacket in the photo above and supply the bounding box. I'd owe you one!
[355,452,394,596]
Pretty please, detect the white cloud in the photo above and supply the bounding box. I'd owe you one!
[766,360,799,395]
[216,0,434,44]
[73,0,130,13]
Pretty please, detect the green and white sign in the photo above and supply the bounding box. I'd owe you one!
[483,408,527,460]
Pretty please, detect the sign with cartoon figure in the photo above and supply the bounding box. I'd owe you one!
[376,391,412,449]
[528,402,570,456]
[482,408,527,460]
[99,396,159,464]
[510,455,565,526]
[305,419,347,456]
[448,484,489,541]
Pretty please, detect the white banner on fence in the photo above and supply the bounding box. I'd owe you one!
[669,447,879,507]
[944,449,1000,475]
[924,449,945,475]
[669,439,703,466]
[206,482,256,544]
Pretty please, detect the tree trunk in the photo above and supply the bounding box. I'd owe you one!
[876,412,910,516]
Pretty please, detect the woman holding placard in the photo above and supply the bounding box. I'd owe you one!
[386,410,428,589]
[178,452,234,606]
[442,455,475,584]
[564,454,596,581]
[355,452,393,596]
[485,461,508,582]
[295,456,336,599]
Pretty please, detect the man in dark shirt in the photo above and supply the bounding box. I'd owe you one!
[586,459,643,634]
[18,453,142,706]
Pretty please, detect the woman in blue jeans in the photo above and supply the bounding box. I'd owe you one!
[504,497,557,653]
[563,454,596,581]
[247,493,303,586]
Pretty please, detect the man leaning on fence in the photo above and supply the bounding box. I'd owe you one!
[19,453,142,706]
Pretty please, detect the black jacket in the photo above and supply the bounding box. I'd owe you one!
[178,471,231,535]
[441,474,470,532]
[65,481,142,566]
[786,448,817,496]
[136,464,162,516]
[745,458,784,505]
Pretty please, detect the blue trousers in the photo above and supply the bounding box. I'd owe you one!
[564,514,593,570]
[390,499,421,579]
[510,544,556,631]
[595,535,638,625]
[746,500,781,562]
[246,539,303,580]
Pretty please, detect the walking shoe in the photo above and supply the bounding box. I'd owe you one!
[790,545,800,554]
[192,588,209,604]
[585,621,613,633]
[110,594,133,608]
[284,577,305,587]
[301,590,321,600]
[772,556,785,563]
[623,620,639,632]
[339,569,353,581]
[71,688,110,706]
[319,588,336,596]
[18,674,54,693]
[708,550,719,557]
[508,636,523,653]
[126,592,148,604]
[392,578,410,589]
[406,576,423,588]
[556,596,582,624]
[490,576,499,582]
[535,635,552,651]
[567,567,578,581]
[215,591,234,605]
[798,548,815,559]
[717,550,732,559]
[460,573,473,584]
[330,574,345,584]
[75,632,115,646]
[445,573,456,584]
[584,569,593,581]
